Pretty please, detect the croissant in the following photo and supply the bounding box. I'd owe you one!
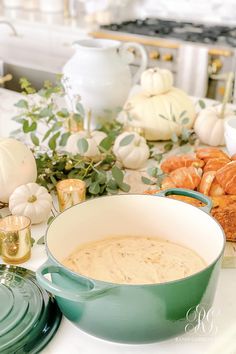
[161,155,204,174]
[216,161,236,195]
[162,167,202,190]
[203,158,230,172]
[161,176,178,190]
[196,147,229,162]
[209,179,225,197]
[198,171,216,195]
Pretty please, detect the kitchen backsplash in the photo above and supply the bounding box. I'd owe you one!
[136,0,236,25]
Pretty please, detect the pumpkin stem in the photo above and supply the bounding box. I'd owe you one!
[220,72,234,118]
[28,195,37,203]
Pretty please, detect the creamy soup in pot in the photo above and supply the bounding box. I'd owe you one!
[62,236,206,285]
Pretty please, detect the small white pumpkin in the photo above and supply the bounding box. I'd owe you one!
[124,67,195,141]
[113,132,149,169]
[9,183,52,224]
[0,138,37,203]
[65,130,107,160]
[194,104,235,146]
[141,67,173,95]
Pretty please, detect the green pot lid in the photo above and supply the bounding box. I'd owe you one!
[0,265,62,354]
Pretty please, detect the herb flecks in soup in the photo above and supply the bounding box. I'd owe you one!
[62,236,206,285]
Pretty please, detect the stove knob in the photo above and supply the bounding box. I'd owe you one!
[149,50,160,60]
[162,53,173,62]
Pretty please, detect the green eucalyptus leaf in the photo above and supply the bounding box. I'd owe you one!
[99,136,114,152]
[59,132,71,146]
[119,182,130,193]
[76,102,85,117]
[23,120,37,133]
[77,138,89,154]
[89,182,100,195]
[112,166,124,185]
[119,134,135,147]
[42,129,52,142]
[96,171,107,184]
[37,235,45,245]
[106,187,118,195]
[153,153,163,163]
[30,237,35,247]
[30,132,39,146]
[48,132,60,150]
[14,99,28,109]
[107,179,118,190]
[47,215,55,225]
[164,142,173,152]
[57,108,69,118]
[147,167,158,177]
[51,121,63,132]
[198,100,206,109]
[39,107,53,118]
[181,117,189,125]
[141,176,155,185]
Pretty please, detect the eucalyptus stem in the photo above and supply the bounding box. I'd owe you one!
[220,72,234,118]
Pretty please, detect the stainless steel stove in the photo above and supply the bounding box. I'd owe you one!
[102,18,236,46]
[91,18,236,101]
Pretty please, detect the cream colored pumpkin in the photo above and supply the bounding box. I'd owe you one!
[194,105,235,146]
[9,183,52,224]
[141,67,173,95]
[125,87,195,141]
[113,132,149,169]
[65,130,107,160]
[0,138,37,203]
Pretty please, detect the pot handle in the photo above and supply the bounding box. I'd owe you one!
[120,42,148,85]
[155,188,212,213]
[36,261,116,302]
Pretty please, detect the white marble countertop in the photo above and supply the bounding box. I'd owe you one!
[1,87,236,354]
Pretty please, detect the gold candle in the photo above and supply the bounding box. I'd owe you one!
[56,179,86,212]
[0,215,31,264]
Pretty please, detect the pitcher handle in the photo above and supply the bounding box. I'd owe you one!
[120,42,148,85]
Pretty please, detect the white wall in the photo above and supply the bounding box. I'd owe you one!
[136,0,236,25]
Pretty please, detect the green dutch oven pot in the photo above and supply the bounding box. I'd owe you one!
[36,188,225,343]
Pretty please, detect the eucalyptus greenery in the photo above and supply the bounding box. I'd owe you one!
[12,78,130,197]
[12,77,84,150]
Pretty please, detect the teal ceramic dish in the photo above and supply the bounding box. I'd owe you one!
[36,188,225,343]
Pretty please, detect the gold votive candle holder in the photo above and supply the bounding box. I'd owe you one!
[56,179,86,212]
[0,215,31,264]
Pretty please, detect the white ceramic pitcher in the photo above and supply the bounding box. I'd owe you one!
[62,38,147,126]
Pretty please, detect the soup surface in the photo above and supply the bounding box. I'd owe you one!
[62,236,206,285]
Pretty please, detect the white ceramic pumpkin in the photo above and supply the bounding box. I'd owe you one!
[9,183,52,224]
[140,67,173,95]
[113,132,149,169]
[65,130,107,160]
[194,105,235,146]
[0,138,37,203]
[124,67,196,141]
